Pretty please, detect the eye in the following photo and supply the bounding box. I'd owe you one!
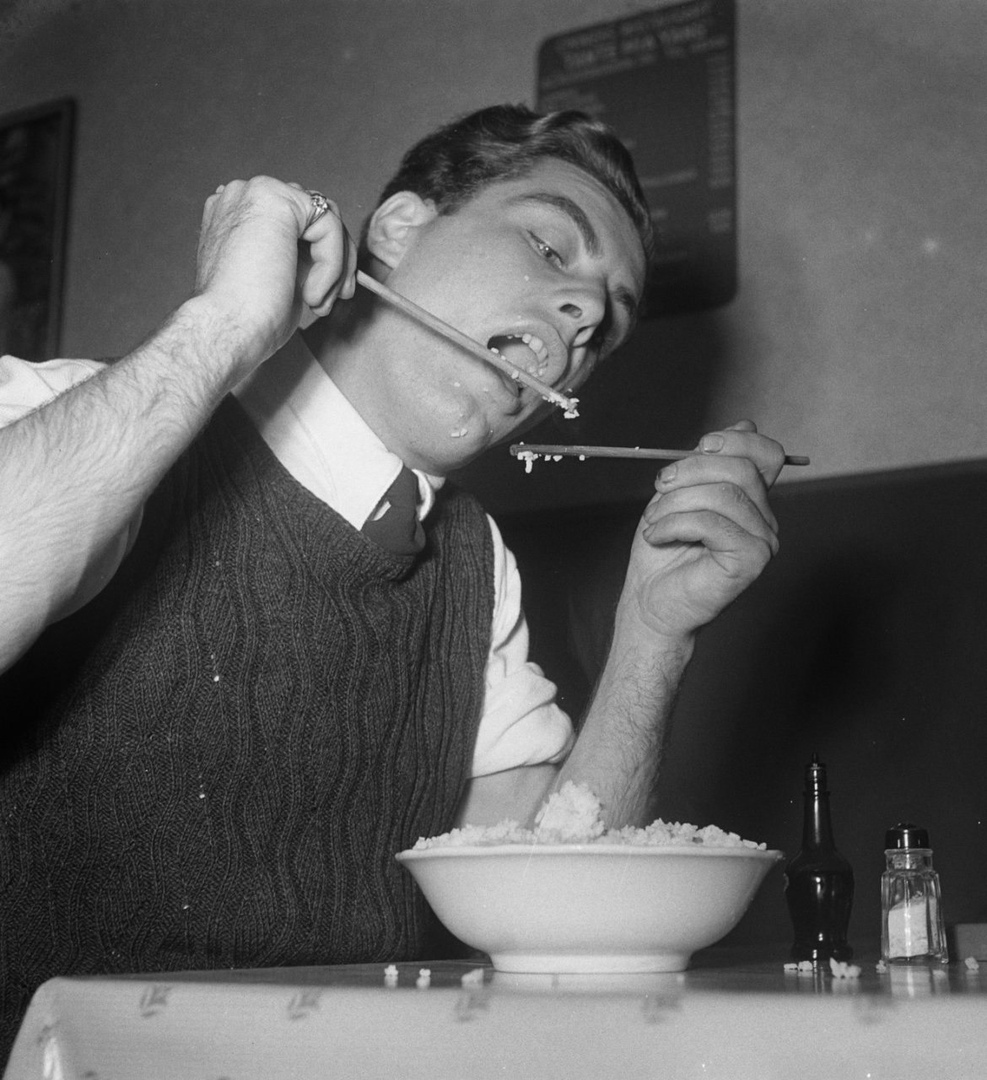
[530,233,563,267]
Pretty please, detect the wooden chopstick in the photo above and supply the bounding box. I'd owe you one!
[510,443,811,467]
[355,270,578,414]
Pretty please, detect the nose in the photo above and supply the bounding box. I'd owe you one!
[557,280,607,348]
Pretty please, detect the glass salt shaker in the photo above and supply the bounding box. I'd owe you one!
[881,822,948,964]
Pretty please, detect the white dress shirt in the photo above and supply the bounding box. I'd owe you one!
[0,339,574,777]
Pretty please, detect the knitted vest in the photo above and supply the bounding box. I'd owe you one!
[0,398,493,1053]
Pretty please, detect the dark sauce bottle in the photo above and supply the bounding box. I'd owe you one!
[784,753,854,962]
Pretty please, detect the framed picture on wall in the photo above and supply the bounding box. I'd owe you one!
[0,98,75,361]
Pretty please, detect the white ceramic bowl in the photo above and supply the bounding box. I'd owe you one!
[396,844,782,973]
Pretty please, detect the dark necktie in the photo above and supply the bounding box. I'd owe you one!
[361,466,425,555]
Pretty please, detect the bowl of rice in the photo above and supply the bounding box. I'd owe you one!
[396,782,782,973]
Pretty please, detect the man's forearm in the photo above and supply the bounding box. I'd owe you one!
[0,178,353,677]
[0,298,246,672]
[555,626,695,828]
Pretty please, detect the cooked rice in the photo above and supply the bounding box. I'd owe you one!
[413,781,767,850]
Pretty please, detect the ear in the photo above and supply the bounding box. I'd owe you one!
[365,191,438,270]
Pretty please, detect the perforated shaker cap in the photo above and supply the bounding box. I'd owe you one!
[885,822,930,849]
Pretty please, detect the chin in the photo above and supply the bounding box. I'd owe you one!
[405,385,527,469]
[409,419,498,475]
[425,435,490,476]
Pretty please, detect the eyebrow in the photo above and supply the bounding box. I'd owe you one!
[510,191,641,324]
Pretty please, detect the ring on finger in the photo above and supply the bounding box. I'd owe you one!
[306,189,332,223]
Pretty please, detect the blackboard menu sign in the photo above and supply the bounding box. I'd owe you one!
[537,0,736,317]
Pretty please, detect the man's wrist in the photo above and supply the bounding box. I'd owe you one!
[167,295,279,392]
[610,607,697,672]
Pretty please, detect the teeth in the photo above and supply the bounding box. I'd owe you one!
[516,333,549,363]
[487,332,553,387]
[490,333,550,364]
[519,336,551,378]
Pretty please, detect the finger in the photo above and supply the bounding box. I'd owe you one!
[257,181,334,236]
[201,180,234,217]
[339,231,358,299]
[693,422,787,487]
[643,481,779,555]
[652,454,779,533]
[640,507,776,580]
[301,213,357,315]
[304,239,358,312]
[301,192,337,236]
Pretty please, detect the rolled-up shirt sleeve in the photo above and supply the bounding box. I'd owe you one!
[0,355,142,621]
[470,513,575,778]
[0,355,106,425]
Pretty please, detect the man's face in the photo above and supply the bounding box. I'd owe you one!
[356,159,648,474]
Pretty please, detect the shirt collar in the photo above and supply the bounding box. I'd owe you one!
[233,332,443,529]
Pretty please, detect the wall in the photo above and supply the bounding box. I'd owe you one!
[2,0,985,512]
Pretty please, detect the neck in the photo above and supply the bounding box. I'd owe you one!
[302,290,450,476]
[302,284,373,381]
[302,286,396,434]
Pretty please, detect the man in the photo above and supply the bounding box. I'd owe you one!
[0,105,784,1052]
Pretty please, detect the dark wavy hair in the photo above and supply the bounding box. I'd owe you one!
[362,104,655,262]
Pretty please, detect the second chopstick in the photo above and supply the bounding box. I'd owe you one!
[510,444,811,467]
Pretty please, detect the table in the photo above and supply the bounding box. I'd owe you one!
[5,948,986,1079]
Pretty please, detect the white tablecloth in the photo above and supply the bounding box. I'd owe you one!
[6,955,986,1079]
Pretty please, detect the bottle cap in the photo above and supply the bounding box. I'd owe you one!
[885,822,930,849]
[805,752,827,791]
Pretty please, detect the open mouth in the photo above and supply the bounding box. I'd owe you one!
[486,333,552,382]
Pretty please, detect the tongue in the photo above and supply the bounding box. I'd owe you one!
[489,336,538,374]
